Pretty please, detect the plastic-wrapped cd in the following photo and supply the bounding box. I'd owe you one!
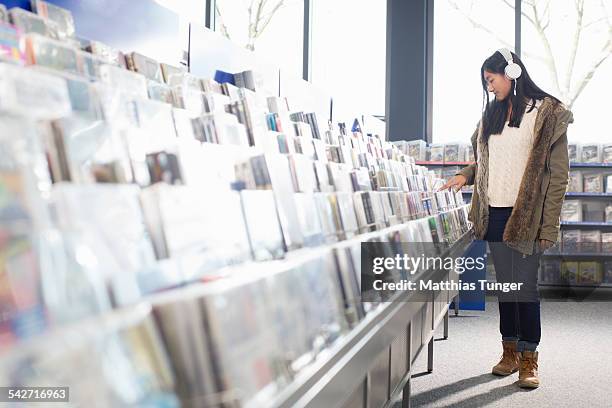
[31,0,75,39]
[126,51,163,83]
[9,7,58,39]
[99,64,148,100]
[29,67,102,119]
[581,144,602,163]
[160,62,186,85]
[240,189,285,261]
[201,78,224,94]
[141,184,251,269]
[123,100,177,186]
[24,32,80,75]
[86,40,127,68]
[51,183,157,303]
[172,108,197,140]
[0,63,70,119]
[48,116,132,183]
[0,21,25,64]
[171,85,205,115]
[148,80,175,104]
[335,192,359,239]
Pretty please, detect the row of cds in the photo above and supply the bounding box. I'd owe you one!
[554,229,612,254]
[394,140,475,164]
[568,143,612,164]
[395,139,612,166]
[568,171,612,193]
[541,260,612,285]
[0,3,472,407]
[560,200,612,223]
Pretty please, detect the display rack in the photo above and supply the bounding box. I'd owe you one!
[267,230,474,408]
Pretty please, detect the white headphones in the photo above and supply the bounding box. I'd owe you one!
[498,48,522,80]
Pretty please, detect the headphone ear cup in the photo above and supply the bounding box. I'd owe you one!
[505,63,522,80]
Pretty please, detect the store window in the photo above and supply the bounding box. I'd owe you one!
[433,0,514,144]
[521,0,612,143]
[215,0,304,79]
[310,0,386,119]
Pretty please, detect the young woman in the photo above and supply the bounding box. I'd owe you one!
[441,48,572,389]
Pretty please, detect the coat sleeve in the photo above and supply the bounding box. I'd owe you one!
[456,123,479,185]
[539,111,571,242]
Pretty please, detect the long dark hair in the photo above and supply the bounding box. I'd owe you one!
[480,50,560,142]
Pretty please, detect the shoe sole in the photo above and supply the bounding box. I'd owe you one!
[491,367,518,376]
[518,380,539,389]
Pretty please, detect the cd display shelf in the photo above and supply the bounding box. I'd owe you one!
[543,159,612,290]
[1,206,474,408]
[266,228,474,408]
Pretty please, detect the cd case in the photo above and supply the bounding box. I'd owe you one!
[31,0,75,39]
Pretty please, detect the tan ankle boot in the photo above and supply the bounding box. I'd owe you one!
[518,351,540,388]
[492,340,520,376]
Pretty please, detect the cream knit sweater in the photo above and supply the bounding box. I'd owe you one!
[487,100,542,207]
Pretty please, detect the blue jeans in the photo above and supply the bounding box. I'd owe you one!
[484,206,541,352]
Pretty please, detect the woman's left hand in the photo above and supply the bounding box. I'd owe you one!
[539,239,555,251]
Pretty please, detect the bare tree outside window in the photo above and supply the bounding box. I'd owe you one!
[216,0,291,51]
[448,0,611,109]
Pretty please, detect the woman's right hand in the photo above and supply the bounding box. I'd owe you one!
[438,174,467,192]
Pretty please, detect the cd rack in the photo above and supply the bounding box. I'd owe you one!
[0,3,475,407]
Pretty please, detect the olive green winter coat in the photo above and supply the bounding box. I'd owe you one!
[457,97,573,255]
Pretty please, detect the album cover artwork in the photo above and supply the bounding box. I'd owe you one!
[578,262,602,284]
[581,144,601,163]
[562,229,581,253]
[606,204,612,223]
[444,143,460,163]
[24,33,80,76]
[583,173,603,193]
[580,230,601,253]
[561,200,582,222]
[428,144,445,162]
[146,152,183,185]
